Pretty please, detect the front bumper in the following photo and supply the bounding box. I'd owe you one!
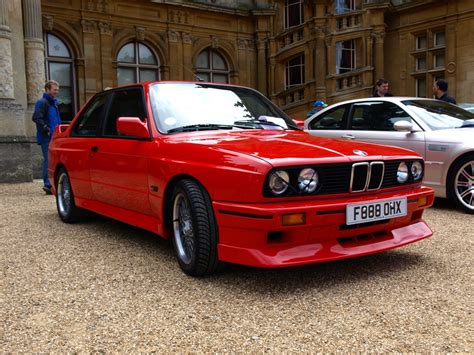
[213,186,434,268]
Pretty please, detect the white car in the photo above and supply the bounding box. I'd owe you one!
[305,97,474,213]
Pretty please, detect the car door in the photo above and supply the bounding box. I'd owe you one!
[308,101,426,158]
[89,87,154,215]
[66,93,109,201]
[306,104,351,139]
[344,101,426,157]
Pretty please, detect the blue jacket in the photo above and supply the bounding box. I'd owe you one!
[32,93,61,144]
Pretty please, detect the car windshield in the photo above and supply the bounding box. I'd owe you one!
[149,83,297,134]
[402,99,474,130]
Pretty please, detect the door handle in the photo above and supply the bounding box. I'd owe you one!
[341,134,355,140]
[91,146,99,152]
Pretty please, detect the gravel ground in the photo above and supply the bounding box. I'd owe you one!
[1,181,472,352]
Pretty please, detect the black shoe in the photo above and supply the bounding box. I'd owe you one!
[42,186,52,195]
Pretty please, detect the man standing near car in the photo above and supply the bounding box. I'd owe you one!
[372,78,393,97]
[32,80,61,194]
[433,79,457,104]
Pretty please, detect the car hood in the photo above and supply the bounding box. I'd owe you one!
[166,130,420,167]
[425,127,474,145]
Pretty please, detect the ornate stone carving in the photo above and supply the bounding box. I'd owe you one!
[42,14,53,31]
[371,31,386,43]
[182,32,192,44]
[237,39,247,50]
[168,30,179,43]
[135,26,145,41]
[447,62,456,74]
[98,22,112,35]
[81,20,96,33]
[211,35,220,49]
[87,0,109,13]
[168,10,189,24]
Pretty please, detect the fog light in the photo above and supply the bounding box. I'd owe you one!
[282,213,306,226]
[418,196,428,207]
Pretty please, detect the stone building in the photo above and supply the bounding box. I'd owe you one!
[0,0,473,182]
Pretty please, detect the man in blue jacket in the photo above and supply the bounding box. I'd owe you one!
[32,80,61,194]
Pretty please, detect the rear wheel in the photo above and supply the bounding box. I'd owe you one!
[447,155,474,214]
[56,168,84,222]
[171,179,220,276]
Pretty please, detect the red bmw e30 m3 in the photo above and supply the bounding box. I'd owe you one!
[48,82,434,276]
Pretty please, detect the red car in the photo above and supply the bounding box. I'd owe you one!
[49,82,434,276]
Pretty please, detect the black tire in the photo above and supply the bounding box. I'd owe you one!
[170,179,220,276]
[55,167,84,223]
[447,154,474,214]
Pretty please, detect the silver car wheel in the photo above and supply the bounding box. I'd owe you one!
[455,160,474,211]
[57,172,72,217]
[172,191,195,265]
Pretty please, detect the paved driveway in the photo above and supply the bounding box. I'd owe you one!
[1,182,472,352]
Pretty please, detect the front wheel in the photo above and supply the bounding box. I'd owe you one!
[56,168,84,222]
[447,155,474,214]
[171,179,220,276]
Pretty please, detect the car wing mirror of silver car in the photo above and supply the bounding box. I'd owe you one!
[394,120,421,133]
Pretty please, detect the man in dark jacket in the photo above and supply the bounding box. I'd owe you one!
[32,80,61,194]
[372,78,394,97]
[433,79,457,104]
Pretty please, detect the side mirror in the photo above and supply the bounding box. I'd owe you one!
[394,120,419,132]
[117,117,150,139]
[56,124,70,134]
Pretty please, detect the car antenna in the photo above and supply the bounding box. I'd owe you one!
[181,64,204,82]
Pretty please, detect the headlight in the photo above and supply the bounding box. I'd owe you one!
[268,170,290,195]
[298,168,319,193]
[397,162,409,183]
[411,161,423,181]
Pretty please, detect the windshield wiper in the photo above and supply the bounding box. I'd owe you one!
[167,123,252,134]
[234,119,287,130]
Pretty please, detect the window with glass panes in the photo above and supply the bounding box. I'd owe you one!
[336,40,356,74]
[44,33,76,122]
[335,0,355,14]
[284,0,304,29]
[195,48,229,83]
[117,42,160,86]
[411,29,445,97]
[285,55,305,89]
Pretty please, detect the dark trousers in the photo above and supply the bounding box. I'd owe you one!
[40,140,51,188]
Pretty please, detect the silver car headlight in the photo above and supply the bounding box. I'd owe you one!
[268,170,290,195]
[397,162,409,183]
[298,168,319,193]
[411,161,423,181]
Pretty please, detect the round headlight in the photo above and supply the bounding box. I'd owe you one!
[411,161,423,181]
[397,162,409,183]
[268,170,290,195]
[298,168,319,193]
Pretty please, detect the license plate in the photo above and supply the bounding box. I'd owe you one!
[346,197,407,225]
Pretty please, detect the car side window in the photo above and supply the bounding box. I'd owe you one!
[308,105,348,130]
[72,94,108,136]
[350,102,413,131]
[104,89,146,137]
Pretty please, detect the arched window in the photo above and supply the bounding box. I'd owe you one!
[195,48,229,83]
[44,33,76,122]
[117,42,160,85]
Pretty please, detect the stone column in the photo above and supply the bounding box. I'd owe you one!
[372,30,385,81]
[255,36,267,94]
[22,0,45,104]
[0,0,15,99]
[314,26,327,101]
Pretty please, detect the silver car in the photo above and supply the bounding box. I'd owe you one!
[305,97,474,213]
